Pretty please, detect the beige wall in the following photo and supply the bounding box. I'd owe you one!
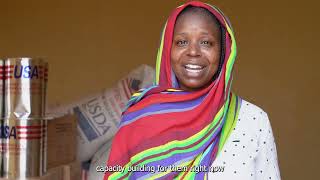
[1,0,319,179]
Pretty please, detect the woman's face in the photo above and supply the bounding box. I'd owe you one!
[171,11,221,91]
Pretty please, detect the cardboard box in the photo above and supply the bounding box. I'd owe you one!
[62,161,81,180]
[47,115,77,169]
[29,166,63,180]
[0,166,62,180]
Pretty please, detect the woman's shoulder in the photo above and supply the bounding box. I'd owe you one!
[229,98,276,154]
[239,99,267,116]
[237,98,272,134]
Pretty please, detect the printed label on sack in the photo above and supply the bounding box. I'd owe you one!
[74,96,118,142]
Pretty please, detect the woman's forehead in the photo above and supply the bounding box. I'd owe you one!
[176,6,221,28]
[174,9,221,36]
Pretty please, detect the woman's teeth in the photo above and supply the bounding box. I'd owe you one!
[185,64,203,69]
[184,64,204,73]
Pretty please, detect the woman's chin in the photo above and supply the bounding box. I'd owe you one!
[179,81,205,91]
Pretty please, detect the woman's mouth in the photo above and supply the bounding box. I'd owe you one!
[184,64,205,72]
[183,64,206,77]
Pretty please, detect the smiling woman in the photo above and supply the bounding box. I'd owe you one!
[104,1,281,180]
[171,6,222,91]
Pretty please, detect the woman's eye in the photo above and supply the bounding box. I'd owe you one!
[177,40,188,46]
[201,40,211,45]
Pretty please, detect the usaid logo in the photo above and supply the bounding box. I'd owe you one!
[0,65,48,80]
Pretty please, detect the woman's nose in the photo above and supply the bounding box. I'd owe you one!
[187,42,201,57]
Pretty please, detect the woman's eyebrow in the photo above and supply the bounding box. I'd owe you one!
[174,32,187,36]
[199,31,217,36]
[200,31,209,35]
[174,31,215,37]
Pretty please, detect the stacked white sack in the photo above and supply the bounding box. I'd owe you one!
[88,138,112,180]
[47,65,155,161]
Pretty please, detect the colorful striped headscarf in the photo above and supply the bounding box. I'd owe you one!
[104,1,242,179]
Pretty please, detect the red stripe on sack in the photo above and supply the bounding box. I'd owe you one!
[127,78,135,94]
[82,170,88,180]
[125,78,131,93]
[122,79,131,99]
[109,97,122,117]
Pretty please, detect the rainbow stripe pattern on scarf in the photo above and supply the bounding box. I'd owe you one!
[104,1,242,179]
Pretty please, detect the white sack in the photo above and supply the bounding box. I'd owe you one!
[47,65,155,161]
[88,139,112,180]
